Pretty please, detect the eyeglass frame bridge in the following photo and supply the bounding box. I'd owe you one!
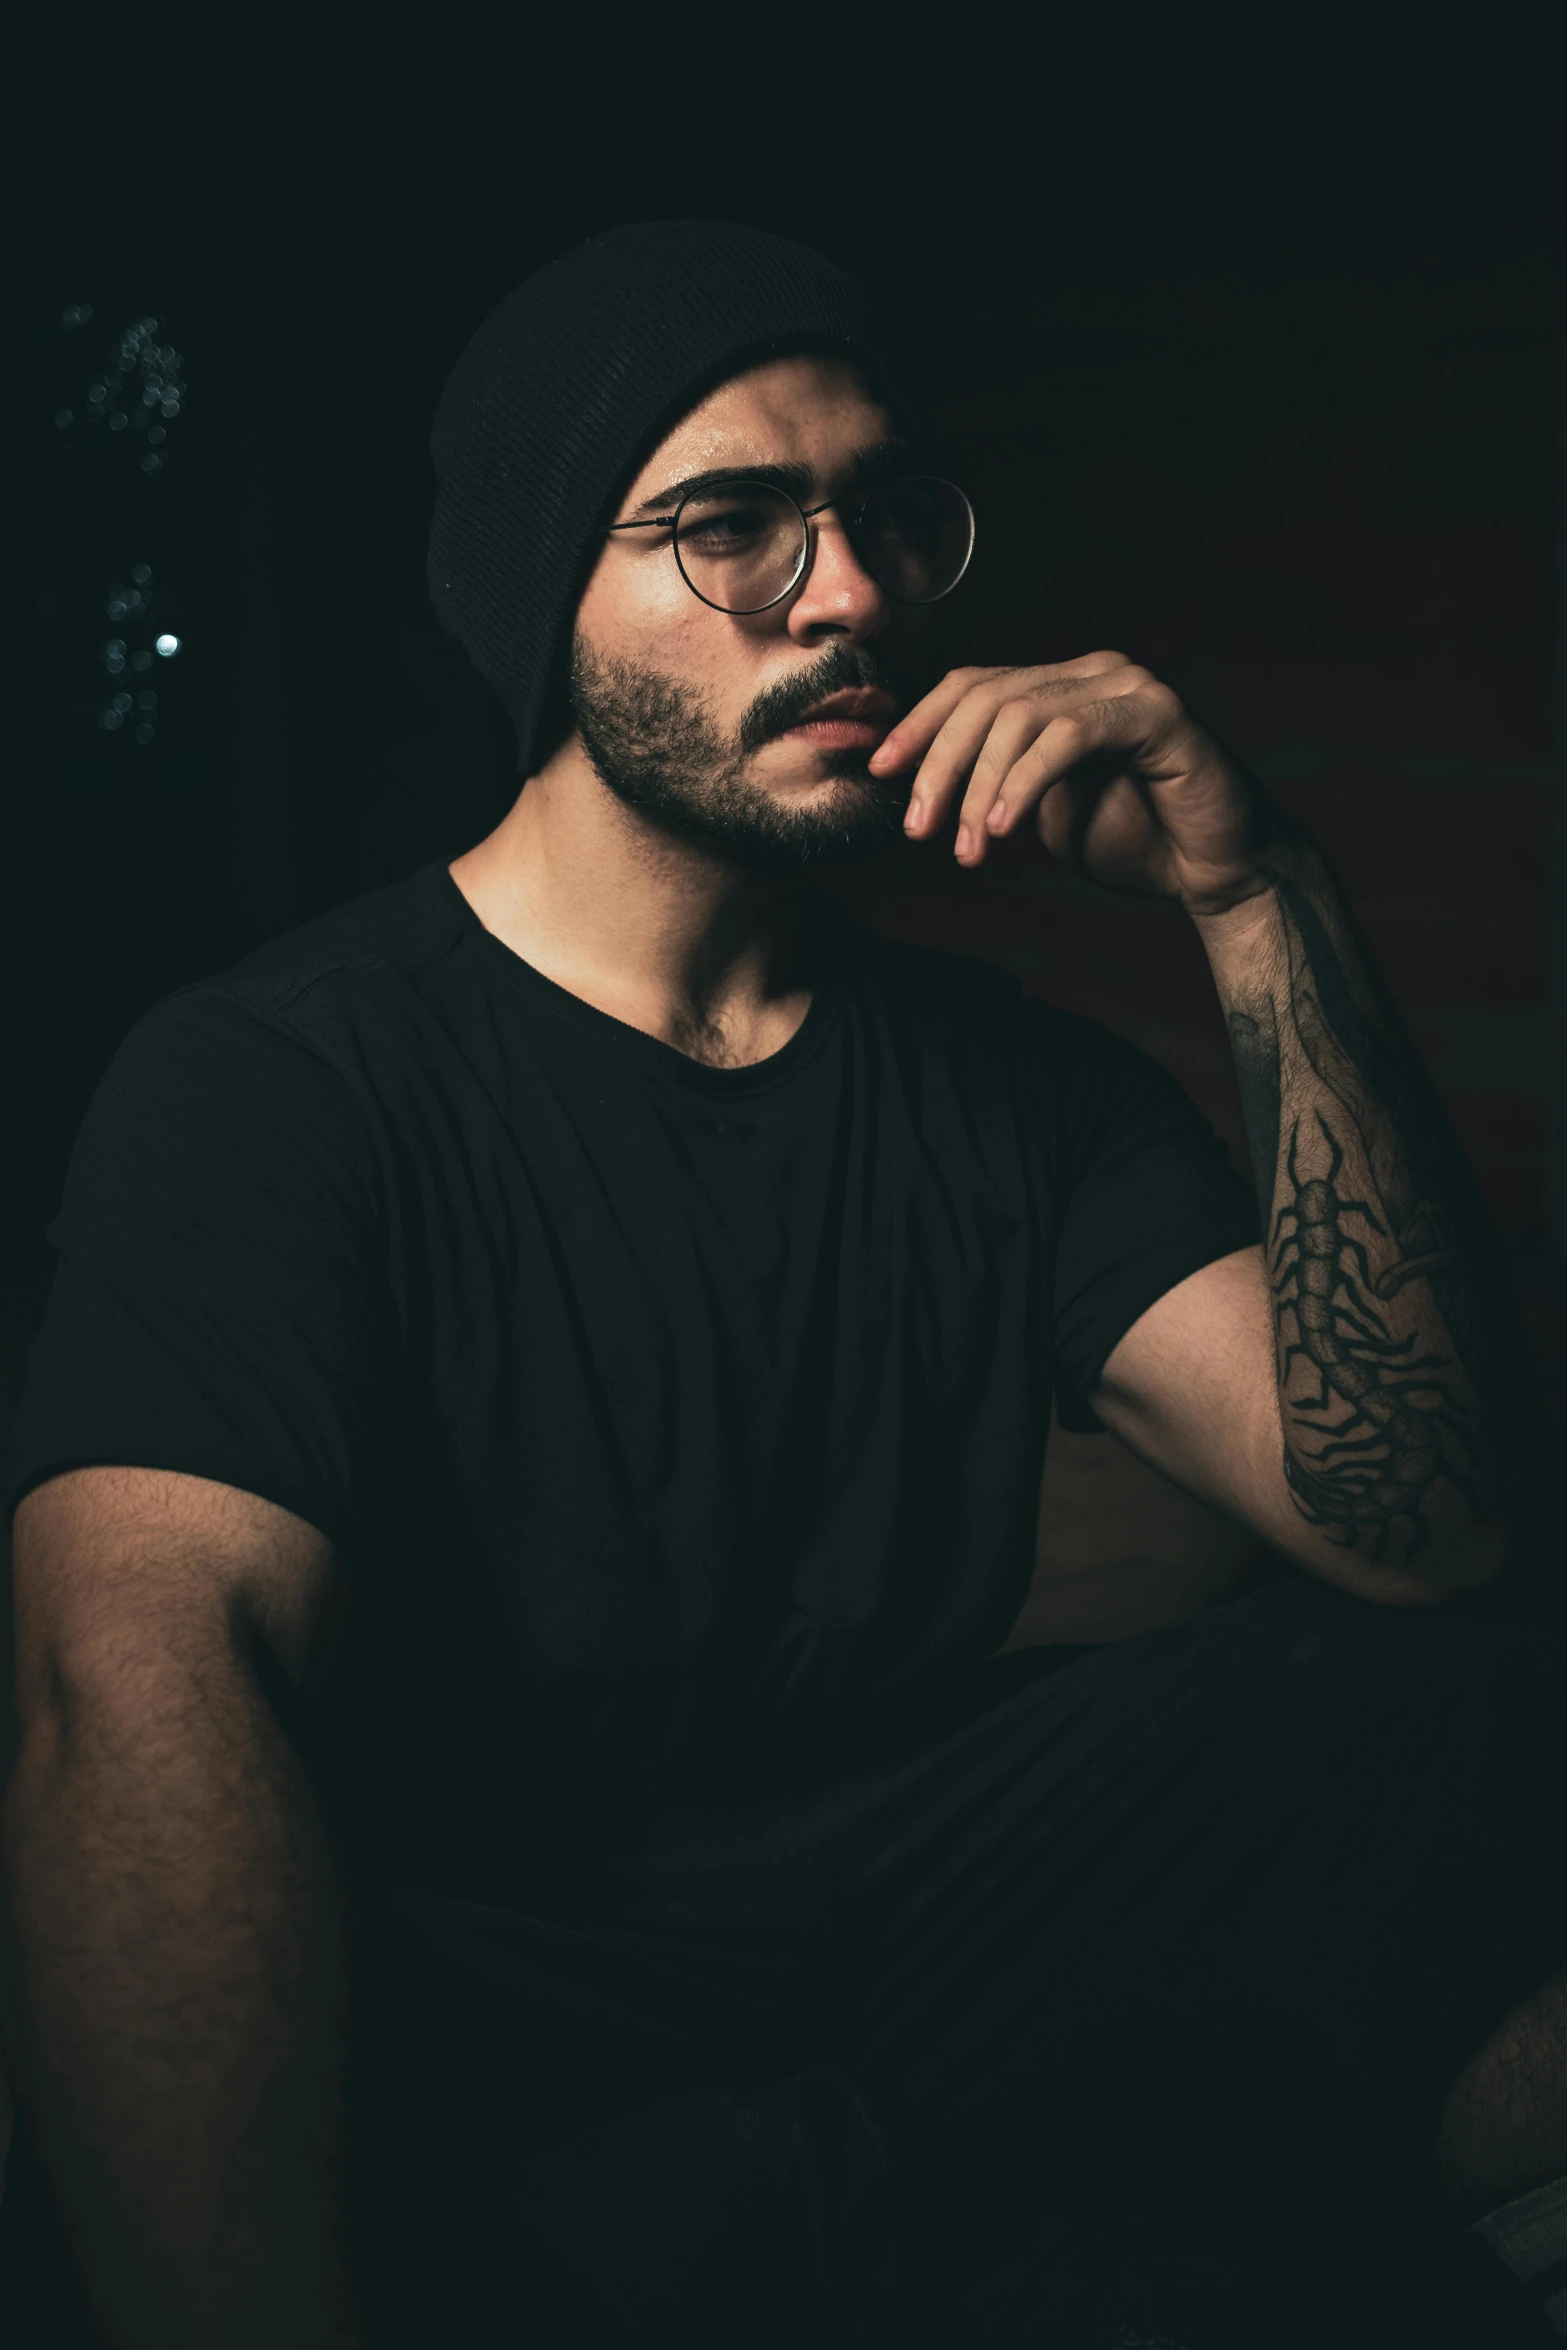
[602,473,974,615]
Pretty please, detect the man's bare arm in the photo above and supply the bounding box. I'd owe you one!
[1090,840,1517,1601]
[2,1466,363,2349]
[1198,841,1511,1586]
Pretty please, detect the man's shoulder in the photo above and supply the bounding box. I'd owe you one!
[823,904,1178,1131]
[91,866,466,1130]
[137,865,463,1056]
[204,862,462,1021]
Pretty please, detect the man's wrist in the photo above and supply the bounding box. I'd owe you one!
[1184,820,1329,934]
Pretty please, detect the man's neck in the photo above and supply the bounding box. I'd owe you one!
[448,743,815,1070]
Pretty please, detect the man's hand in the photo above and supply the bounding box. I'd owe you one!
[871,650,1275,918]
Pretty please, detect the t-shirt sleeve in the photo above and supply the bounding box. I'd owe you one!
[3,987,391,1548]
[1022,1003,1261,1431]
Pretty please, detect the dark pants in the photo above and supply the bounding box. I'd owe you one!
[343,1574,1567,2347]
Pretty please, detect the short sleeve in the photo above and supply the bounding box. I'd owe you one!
[1023,1004,1261,1431]
[3,987,391,1549]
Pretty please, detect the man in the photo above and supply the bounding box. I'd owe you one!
[2,221,1564,2348]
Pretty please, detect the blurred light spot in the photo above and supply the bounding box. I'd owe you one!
[111,692,132,713]
[104,656,125,675]
[133,723,155,744]
[156,634,180,656]
[55,408,74,429]
[147,425,166,445]
[108,412,127,431]
[100,709,123,730]
[131,563,152,584]
[140,451,164,474]
[131,651,152,672]
[102,637,126,657]
[61,302,93,329]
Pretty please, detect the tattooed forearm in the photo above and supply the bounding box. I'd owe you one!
[1216,839,1516,1570]
[1268,1105,1484,1559]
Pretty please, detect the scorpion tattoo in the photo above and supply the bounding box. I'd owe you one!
[1270,1108,1479,1559]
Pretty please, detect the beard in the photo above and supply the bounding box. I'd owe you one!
[567,634,926,870]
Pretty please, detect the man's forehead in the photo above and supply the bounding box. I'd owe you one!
[623,352,899,511]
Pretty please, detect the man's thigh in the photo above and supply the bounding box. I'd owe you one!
[805,1575,1567,2249]
[342,1809,888,2346]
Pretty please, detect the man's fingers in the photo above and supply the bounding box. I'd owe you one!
[954,701,1051,860]
[901,692,1010,838]
[875,651,1137,780]
[873,666,1014,776]
[983,692,1166,843]
[896,659,1170,852]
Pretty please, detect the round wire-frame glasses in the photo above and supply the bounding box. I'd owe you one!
[604,473,976,615]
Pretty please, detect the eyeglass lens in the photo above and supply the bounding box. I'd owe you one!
[673,478,973,614]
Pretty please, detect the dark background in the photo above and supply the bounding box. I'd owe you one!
[7,36,1565,1433]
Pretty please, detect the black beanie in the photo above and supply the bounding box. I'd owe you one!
[427,220,889,777]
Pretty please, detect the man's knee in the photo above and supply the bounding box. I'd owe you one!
[1436,1963,1567,2213]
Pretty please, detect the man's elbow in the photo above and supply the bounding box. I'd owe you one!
[1307,1518,1516,1609]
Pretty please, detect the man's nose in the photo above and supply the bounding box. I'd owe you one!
[784,512,891,644]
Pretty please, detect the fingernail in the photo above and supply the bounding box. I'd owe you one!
[956,824,972,858]
[903,803,922,833]
[986,803,1007,833]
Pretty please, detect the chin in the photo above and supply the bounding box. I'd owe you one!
[763,744,884,797]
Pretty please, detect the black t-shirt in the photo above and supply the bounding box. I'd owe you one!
[4,862,1257,1899]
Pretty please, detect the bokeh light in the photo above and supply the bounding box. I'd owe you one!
[76,315,186,464]
[69,315,187,745]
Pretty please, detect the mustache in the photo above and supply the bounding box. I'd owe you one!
[736,643,920,755]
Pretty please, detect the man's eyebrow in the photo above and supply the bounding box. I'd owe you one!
[626,439,917,520]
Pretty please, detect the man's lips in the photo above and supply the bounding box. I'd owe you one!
[777,688,898,751]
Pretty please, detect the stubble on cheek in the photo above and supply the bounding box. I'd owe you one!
[567,633,913,867]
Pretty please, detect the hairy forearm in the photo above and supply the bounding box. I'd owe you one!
[0,1667,363,2349]
[1197,832,1516,1582]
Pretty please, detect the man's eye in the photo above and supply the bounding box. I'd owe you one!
[864,494,929,539]
[679,504,771,548]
